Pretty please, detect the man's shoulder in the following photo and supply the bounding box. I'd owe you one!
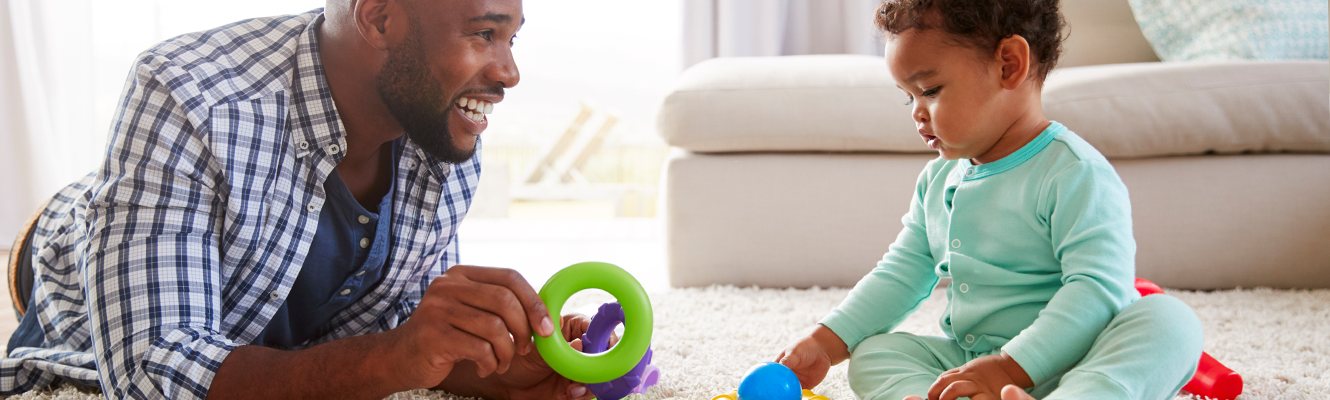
[135,9,321,106]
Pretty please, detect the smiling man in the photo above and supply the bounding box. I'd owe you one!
[0,1,595,399]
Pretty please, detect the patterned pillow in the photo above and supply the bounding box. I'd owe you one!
[1127,0,1329,61]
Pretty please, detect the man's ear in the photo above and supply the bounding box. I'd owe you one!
[354,0,404,51]
[995,35,1031,90]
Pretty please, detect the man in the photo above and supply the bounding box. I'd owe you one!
[0,1,596,399]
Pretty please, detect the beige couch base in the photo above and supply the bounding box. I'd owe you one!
[664,151,1330,289]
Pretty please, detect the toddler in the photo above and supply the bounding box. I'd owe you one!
[775,1,1203,399]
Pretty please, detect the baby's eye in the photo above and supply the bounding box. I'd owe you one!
[921,87,941,97]
[904,95,915,106]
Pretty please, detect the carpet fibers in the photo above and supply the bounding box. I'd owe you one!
[6,286,1328,400]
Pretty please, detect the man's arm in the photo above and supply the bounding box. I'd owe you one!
[207,266,593,400]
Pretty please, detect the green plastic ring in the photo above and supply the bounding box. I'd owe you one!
[534,262,654,384]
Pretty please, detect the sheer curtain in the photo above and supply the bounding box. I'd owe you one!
[682,0,885,68]
[0,0,320,246]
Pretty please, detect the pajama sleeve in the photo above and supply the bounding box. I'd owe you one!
[819,163,942,351]
[1001,159,1138,385]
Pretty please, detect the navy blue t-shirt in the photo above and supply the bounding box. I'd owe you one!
[257,140,400,348]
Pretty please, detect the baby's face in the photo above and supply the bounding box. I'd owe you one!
[886,29,1008,161]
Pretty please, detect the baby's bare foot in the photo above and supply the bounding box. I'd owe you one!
[1001,385,1035,400]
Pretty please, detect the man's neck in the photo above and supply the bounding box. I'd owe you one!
[316,18,401,206]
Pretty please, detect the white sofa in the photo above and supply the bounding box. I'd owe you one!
[657,0,1330,290]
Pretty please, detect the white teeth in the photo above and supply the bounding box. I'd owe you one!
[467,98,477,110]
[483,102,493,114]
[457,98,467,108]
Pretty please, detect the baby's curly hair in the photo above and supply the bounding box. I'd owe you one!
[876,0,1066,83]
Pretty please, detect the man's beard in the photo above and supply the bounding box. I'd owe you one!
[374,22,477,164]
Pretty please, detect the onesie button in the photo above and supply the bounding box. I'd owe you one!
[965,334,975,343]
[951,239,961,248]
[959,283,969,293]
[965,168,975,177]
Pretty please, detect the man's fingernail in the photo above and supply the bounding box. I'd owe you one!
[541,316,554,336]
[571,386,588,398]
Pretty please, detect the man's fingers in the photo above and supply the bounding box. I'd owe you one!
[447,304,519,375]
[937,380,982,400]
[449,329,502,378]
[454,265,553,337]
[457,281,537,357]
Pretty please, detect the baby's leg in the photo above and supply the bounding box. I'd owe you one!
[848,332,968,400]
[1042,294,1203,400]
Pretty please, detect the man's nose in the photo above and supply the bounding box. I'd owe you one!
[489,48,520,89]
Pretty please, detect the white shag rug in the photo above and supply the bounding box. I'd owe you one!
[7,286,1329,400]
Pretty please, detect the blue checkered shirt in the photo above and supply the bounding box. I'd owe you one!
[0,9,479,399]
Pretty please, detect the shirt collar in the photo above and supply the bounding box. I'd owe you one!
[960,121,1066,180]
[289,12,348,164]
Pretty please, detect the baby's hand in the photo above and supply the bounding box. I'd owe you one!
[925,352,1033,400]
[775,324,850,389]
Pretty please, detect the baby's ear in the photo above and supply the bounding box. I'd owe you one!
[995,35,1032,90]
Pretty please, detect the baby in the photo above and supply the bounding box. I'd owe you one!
[775,1,1204,399]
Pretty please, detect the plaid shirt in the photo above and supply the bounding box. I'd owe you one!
[0,9,479,399]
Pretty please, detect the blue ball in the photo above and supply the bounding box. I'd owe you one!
[737,362,802,400]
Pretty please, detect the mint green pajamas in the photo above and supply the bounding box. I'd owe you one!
[821,123,1203,399]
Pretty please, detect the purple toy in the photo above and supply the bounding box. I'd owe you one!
[581,302,661,400]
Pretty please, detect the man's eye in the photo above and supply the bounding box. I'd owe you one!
[509,34,518,46]
[477,30,494,41]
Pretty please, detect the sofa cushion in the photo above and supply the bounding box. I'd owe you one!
[658,55,925,153]
[659,55,1330,158]
[1044,60,1330,158]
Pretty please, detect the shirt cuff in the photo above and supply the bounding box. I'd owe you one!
[1001,337,1056,386]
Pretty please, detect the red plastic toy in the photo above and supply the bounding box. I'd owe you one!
[1134,278,1243,400]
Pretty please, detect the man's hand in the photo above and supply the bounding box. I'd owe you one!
[385,265,555,391]
[916,352,1034,400]
[445,314,599,400]
[775,324,850,389]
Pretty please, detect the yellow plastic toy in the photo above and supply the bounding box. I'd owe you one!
[711,389,829,400]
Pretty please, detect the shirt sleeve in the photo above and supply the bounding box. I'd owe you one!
[83,51,239,400]
[1001,159,1137,384]
[819,165,940,351]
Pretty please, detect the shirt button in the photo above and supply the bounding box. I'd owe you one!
[355,270,366,277]
[359,238,370,248]
[269,291,280,300]
[339,288,352,296]
[965,334,975,343]
[307,203,318,212]
[959,283,969,293]
[951,239,961,248]
[298,141,309,150]
[358,215,370,224]
[328,144,341,154]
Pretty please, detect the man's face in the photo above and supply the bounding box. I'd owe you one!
[886,28,1006,162]
[375,0,522,163]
